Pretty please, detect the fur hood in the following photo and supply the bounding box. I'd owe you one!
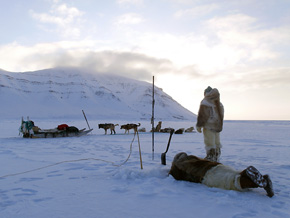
[204,88,220,102]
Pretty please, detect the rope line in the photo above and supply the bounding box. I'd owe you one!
[0,132,137,179]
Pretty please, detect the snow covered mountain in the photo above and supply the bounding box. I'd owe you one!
[0,67,196,121]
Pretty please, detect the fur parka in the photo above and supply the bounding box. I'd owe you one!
[196,88,224,132]
[169,153,242,191]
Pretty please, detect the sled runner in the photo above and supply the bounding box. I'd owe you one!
[19,118,93,138]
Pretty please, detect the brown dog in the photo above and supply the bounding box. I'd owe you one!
[153,121,162,132]
[160,127,174,133]
[120,123,141,134]
[185,127,195,133]
[98,123,119,134]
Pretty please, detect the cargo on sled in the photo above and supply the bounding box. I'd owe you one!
[19,118,93,138]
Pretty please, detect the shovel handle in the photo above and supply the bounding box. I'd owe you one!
[164,129,174,154]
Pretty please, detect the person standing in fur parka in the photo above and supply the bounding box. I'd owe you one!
[196,86,224,162]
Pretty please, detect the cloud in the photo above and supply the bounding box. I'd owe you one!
[206,13,290,47]
[225,67,290,91]
[202,13,290,67]
[174,3,219,19]
[1,38,289,103]
[207,13,257,30]
[52,50,174,81]
[30,2,84,38]
[114,13,145,25]
[3,2,290,93]
[168,0,200,4]
[0,41,200,81]
[117,0,143,6]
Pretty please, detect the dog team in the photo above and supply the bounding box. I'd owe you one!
[98,121,195,135]
[98,123,141,134]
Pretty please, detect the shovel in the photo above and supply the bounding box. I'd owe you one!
[161,128,175,165]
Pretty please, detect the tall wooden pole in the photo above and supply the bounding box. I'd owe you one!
[137,131,143,169]
[152,76,155,160]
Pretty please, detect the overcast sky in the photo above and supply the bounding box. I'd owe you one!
[1,0,290,120]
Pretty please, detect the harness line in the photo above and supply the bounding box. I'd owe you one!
[0,131,139,179]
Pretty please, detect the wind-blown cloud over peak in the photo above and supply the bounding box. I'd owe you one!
[0,41,199,81]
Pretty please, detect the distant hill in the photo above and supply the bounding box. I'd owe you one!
[0,67,196,121]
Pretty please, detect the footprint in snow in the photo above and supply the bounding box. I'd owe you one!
[13,188,38,197]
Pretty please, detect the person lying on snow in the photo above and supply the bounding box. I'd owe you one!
[169,152,274,198]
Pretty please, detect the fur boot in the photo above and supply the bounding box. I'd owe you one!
[216,147,221,161]
[205,148,217,162]
[239,169,259,189]
[245,166,267,187]
[263,175,274,197]
[240,166,274,197]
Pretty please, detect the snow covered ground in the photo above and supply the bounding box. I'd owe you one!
[0,119,289,218]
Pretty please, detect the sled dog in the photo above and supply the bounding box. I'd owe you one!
[98,123,119,134]
[120,123,141,134]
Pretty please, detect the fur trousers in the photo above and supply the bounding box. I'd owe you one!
[202,165,242,191]
[203,128,222,161]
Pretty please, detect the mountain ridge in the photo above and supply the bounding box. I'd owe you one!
[0,67,196,121]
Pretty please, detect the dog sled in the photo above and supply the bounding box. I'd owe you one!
[19,118,93,138]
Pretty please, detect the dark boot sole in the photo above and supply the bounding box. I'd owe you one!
[246,166,267,187]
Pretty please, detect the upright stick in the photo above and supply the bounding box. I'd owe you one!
[151,76,155,160]
[82,110,91,130]
[137,131,143,169]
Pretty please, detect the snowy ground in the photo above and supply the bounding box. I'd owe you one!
[0,119,289,218]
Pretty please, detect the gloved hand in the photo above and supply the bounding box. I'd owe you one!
[196,126,202,133]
